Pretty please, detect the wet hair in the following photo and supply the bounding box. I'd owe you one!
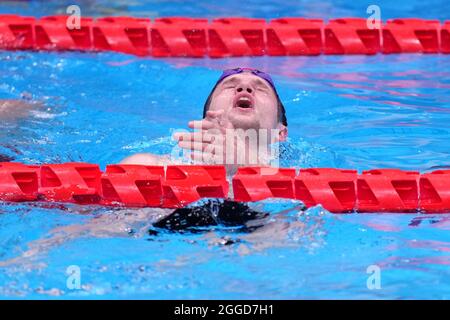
[202,80,288,127]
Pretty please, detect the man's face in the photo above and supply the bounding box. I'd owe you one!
[208,72,283,131]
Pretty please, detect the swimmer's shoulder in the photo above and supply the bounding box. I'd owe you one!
[120,153,170,166]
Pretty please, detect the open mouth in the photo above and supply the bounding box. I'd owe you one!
[233,93,254,110]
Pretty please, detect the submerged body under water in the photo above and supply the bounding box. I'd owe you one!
[1,42,450,299]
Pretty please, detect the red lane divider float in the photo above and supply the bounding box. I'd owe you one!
[440,21,450,53]
[266,18,323,56]
[357,169,419,212]
[35,15,93,51]
[1,162,450,213]
[0,14,449,56]
[0,162,39,201]
[94,17,151,56]
[382,19,441,53]
[39,163,102,203]
[162,165,228,208]
[419,170,450,213]
[101,164,164,206]
[151,18,208,57]
[233,167,296,202]
[0,15,35,50]
[209,18,266,57]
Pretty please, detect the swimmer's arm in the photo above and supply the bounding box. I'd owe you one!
[120,153,171,166]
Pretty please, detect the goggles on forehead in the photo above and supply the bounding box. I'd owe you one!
[217,67,276,89]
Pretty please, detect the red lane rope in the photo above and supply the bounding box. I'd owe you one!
[0,15,449,56]
[1,162,449,213]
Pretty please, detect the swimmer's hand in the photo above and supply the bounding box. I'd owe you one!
[175,110,227,164]
[0,99,35,121]
[187,110,230,132]
[174,110,269,170]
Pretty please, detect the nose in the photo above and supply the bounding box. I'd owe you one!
[236,83,254,95]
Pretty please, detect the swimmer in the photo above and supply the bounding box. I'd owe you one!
[120,68,288,171]
[125,68,290,233]
[0,72,292,265]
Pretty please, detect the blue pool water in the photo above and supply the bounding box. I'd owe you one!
[1,0,450,299]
